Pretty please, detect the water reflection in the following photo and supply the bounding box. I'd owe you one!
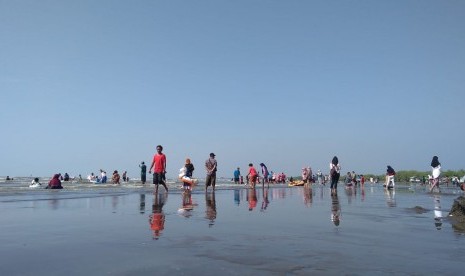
[234,189,240,206]
[247,188,258,211]
[261,187,270,211]
[205,191,217,227]
[303,186,313,207]
[384,189,396,208]
[149,193,167,240]
[331,194,341,226]
[178,190,194,218]
[345,186,355,204]
[434,195,443,230]
[139,194,145,214]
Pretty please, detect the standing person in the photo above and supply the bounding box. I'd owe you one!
[233,167,241,184]
[360,174,365,186]
[259,163,269,187]
[430,156,441,193]
[385,166,396,189]
[100,169,107,183]
[122,171,127,182]
[149,145,168,193]
[205,153,217,191]
[140,161,147,184]
[302,167,309,184]
[247,163,258,188]
[329,156,341,195]
[317,170,324,185]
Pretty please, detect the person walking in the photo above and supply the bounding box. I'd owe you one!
[205,153,217,191]
[329,156,341,195]
[140,161,147,184]
[430,156,441,193]
[149,145,168,193]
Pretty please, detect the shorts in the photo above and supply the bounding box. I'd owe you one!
[153,173,165,185]
[206,174,216,187]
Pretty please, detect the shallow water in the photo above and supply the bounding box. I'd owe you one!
[0,182,464,275]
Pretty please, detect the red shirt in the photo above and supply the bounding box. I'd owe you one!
[152,153,166,173]
[249,167,257,177]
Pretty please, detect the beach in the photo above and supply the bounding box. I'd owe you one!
[0,180,464,275]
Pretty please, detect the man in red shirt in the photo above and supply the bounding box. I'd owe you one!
[149,145,168,193]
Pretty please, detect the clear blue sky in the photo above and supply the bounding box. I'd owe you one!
[1,0,464,178]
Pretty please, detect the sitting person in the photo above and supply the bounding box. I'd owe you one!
[47,174,63,189]
[30,177,42,188]
[112,170,121,184]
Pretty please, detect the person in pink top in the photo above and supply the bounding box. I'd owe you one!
[247,163,258,188]
[149,145,168,193]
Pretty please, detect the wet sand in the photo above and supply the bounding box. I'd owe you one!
[0,183,464,275]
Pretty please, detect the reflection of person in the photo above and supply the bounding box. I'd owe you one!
[303,185,312,207]
[430,156,441,193]
[433,195,443,230]
[331,193,341,226]
[205,191,217,227]
[384,188,396,207]
[149,193,166,239]
[261,186,270,211]
[140,162,147,184]
[205,153,217,191]
[247,188,258,211]
[247,163,258,188]
[329,156,341,195]
[139,194,146,214]
[47,174,63,189]
[385,166,396,189]
[149,145,168,193]
[233,168,241,184]
[178,190,194,218]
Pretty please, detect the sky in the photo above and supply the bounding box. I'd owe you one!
[1,0,464,179]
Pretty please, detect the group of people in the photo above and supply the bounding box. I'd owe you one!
[35,150,451,194]
[140,145,218,193]
[86,170,128,184]
[233,165,287,186]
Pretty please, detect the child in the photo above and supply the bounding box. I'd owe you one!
[247,163,258,188]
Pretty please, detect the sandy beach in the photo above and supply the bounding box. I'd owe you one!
[0,180,464,275]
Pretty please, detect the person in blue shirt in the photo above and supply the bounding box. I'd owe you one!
[233,167,241,184]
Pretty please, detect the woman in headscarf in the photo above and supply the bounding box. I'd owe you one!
[329,156,341,194]
[47,174,63,189]
[430,156,441,193]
